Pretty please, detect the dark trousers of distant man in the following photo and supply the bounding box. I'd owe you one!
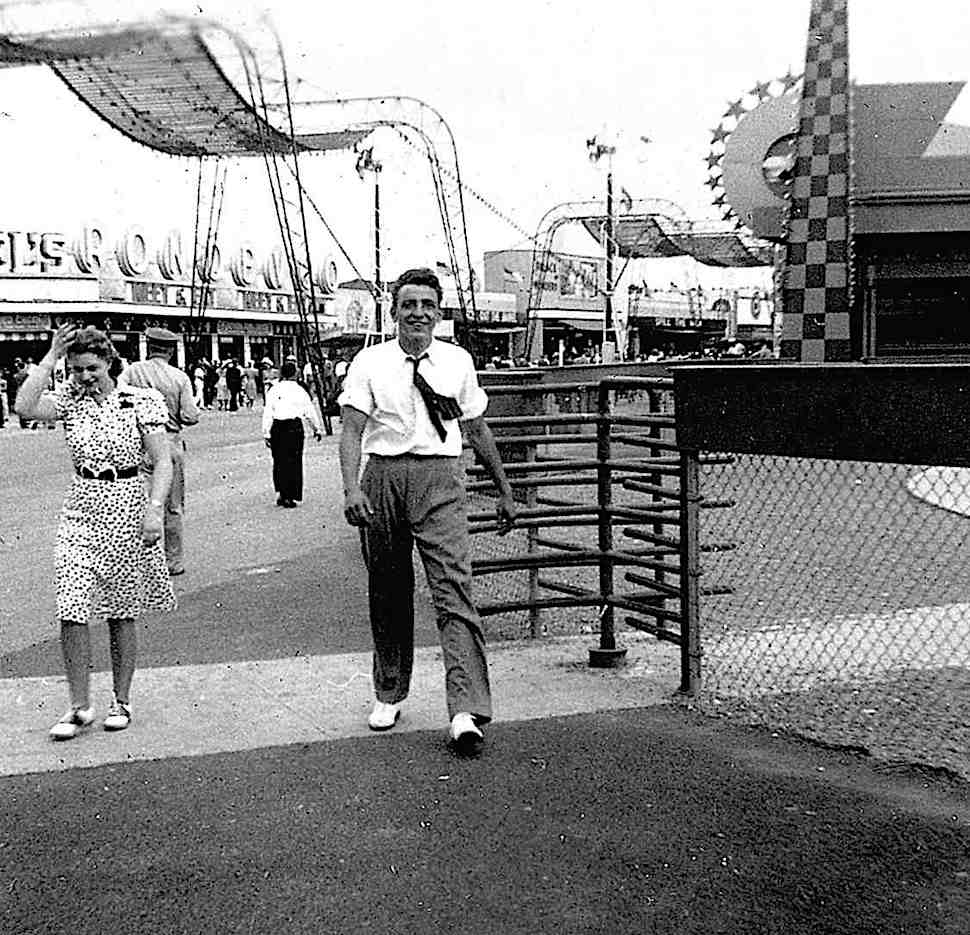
[360,454,492,724]
[269,418,305,502]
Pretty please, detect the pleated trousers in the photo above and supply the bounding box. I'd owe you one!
[361,454,491,722]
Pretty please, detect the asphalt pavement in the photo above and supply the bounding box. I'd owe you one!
[1,411,968,934]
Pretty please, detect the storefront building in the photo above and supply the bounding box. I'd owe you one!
[483,249,606,361]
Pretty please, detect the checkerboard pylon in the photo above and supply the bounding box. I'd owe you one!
[780,0,853,362]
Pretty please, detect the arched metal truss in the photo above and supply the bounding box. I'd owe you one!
[527,197,774,355]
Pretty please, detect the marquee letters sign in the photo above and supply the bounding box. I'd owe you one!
[0,223,337,296]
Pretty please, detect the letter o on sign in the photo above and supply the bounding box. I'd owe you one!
[195,244,222,283]
[315,255,339,294]
[116,226,149,277]
[231,242,258,287]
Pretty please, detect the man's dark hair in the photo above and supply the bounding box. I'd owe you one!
[280,361,298,380]
[391,268,443,309]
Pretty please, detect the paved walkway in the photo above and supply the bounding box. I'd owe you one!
[0,633,680,777]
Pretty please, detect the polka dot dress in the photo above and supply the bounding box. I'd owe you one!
[49,381,176,624]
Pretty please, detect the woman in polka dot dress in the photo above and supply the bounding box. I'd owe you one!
[15,324,176,740]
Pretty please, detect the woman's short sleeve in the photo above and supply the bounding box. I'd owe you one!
[46,383,75,421]
[134,388,168,436]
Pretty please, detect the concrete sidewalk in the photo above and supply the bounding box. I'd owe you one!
[0,632,681,776]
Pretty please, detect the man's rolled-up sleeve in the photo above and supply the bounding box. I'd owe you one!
[336,358,374,415]
[456,358,488,421]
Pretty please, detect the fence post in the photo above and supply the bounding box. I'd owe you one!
[526,439,540,638]
[590,380,627,667]
[679,447,702,695]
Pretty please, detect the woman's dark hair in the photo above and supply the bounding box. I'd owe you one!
[280,360,298,380]
[67,326,121,377]
[391,267,443,309]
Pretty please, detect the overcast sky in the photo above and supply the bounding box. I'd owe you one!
[0,0,968,292]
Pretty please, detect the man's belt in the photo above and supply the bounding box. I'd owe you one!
[76,465,140,481]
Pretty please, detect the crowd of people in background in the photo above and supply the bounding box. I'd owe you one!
[484,339,776,370]
[1,338,778,431]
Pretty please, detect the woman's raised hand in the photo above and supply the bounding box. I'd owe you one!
[48,322,78,361]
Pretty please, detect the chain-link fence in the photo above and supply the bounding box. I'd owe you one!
[673,362,970,781]
[696,455,970,778]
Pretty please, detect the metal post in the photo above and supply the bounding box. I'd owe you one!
[526,440,540,638]
[679,447,702,695]
[590,380,626,667]
[374,172,382,335]
[603,164,616,363]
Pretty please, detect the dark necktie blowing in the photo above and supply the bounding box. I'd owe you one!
[410,355,461,442]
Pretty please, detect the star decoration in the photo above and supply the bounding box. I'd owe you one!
[705,152,722,170]
[750,81,771,99]
[711,125,730,144]
[725,99,746,119]
[712,193,726,207]
[782,70,800,89]
[705,175,721,189]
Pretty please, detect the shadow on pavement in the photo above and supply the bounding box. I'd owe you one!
[2,707,968,935]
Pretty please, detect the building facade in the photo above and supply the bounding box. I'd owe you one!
[0,222,342,371]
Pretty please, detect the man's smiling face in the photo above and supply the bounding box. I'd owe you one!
[393,284,442,352]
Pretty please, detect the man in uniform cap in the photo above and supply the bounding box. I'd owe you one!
[118,326,199,575]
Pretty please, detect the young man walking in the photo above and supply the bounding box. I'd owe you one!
[339,268,515,756]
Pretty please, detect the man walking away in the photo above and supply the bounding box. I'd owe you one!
[119,327,199,576]
[339,267,516,757]
[262,360,322,507]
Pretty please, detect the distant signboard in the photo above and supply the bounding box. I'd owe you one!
[558,257,599,299]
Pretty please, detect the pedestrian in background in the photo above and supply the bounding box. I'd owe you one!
[215,362,229,411]
[225,358,242,411]
[242,360,259,408]
[12,358,30,427]
[118,327,199,577]
[339,267,516,756]
[15,324,175,740]
[262,360,322,508]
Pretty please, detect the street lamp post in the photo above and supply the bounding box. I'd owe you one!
[356,147,384,335]
[587,136,618,363]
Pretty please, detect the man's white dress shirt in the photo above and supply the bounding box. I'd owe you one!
[338,339,487,457]
[261,380,322,438]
